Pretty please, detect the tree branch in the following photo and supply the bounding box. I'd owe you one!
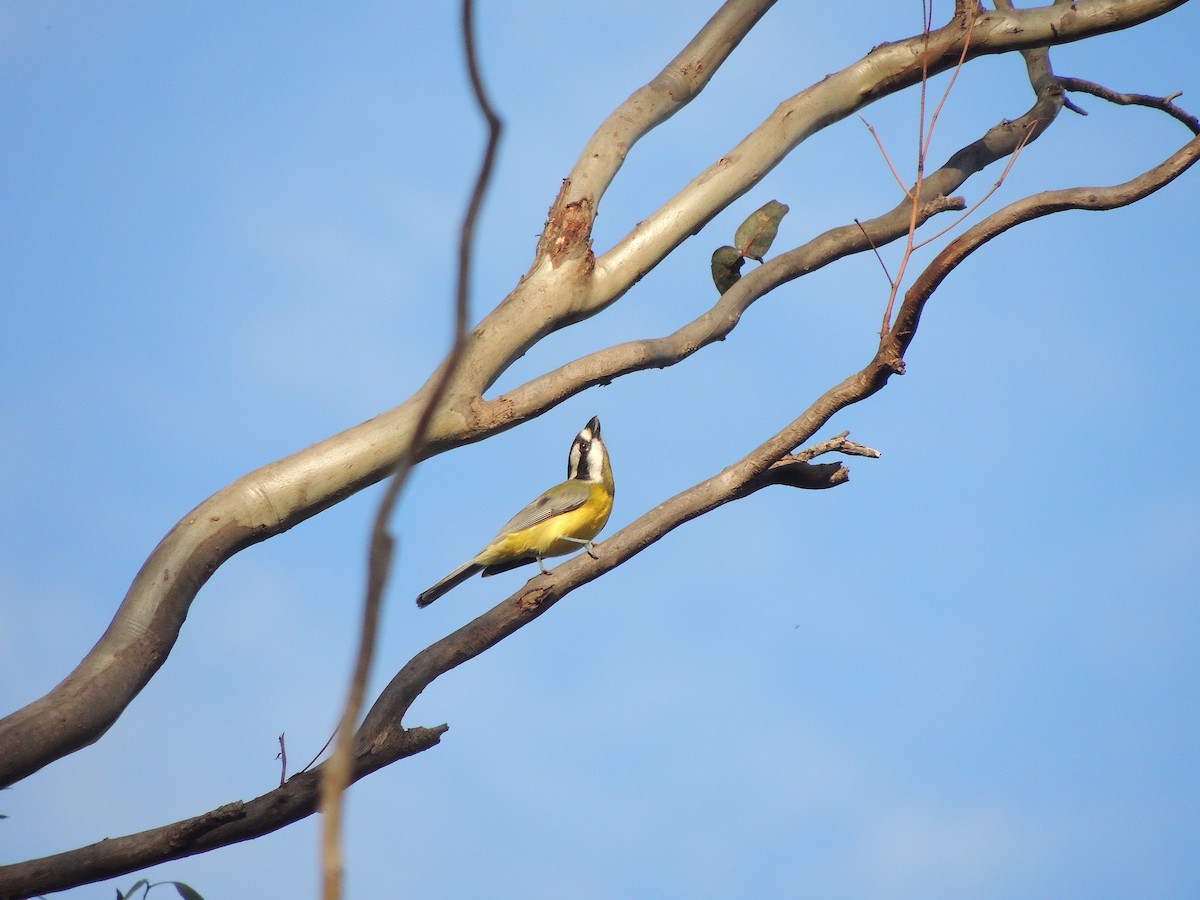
[585,0,1185,307]
[363,129,1200,780]
[1059,75,1200,132]
[740,432,882,494]
[0,0,1187,802]
[886,134,1200,365]
[493,66,1061,420]
[541,0,778,265]
[4,90,1196,900]
[439,0,1188,409]
[0,727,447,898]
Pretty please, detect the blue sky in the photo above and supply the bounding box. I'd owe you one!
[2,2,1198,898]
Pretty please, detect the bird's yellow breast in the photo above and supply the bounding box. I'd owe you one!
[475,481,613,565]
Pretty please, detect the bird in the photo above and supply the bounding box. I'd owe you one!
[416,416,614,607]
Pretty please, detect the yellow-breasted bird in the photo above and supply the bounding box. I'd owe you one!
[416,416,614,607]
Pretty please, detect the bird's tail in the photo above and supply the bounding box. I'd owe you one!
[480,556,538,577]
[416,562,483,608]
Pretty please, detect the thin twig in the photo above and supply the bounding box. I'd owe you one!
[879,2,933,336]
[859,116,915,199]
[317,2,503,898]
[923,8,977,160]
[854,218,894,286]
[913,120,1037,250]
[792,432,881,462]
[300,729,336,776]
[881,2,977,337]
[277,734,287,788]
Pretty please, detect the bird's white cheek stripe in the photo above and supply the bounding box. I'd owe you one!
[585,445,604,478]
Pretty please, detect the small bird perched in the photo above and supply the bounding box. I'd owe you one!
[416,416,614,607]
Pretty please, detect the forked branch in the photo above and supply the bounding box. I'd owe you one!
[494,59,1061,422]
[0,4,1182,799]
[1,5,1196,897]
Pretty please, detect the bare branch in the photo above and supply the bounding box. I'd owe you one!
[795,432,881,462]
[0,728,447,898]
[747,432,882,493]
[318,2,503,897]
[760,461,851,491]
[1059,76,1200,133]
[0,0,1187,803]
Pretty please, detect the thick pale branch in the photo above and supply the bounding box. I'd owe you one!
[0,395,431,789]
[441,1,776,409]
[554,0,777,233]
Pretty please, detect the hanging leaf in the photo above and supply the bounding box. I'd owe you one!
[733,199,789,262]
[171,882,207,900]
[711,245,745,294]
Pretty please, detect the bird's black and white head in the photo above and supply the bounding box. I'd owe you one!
[567,416,613,489]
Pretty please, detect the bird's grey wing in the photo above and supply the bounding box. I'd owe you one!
[490,480,591,538]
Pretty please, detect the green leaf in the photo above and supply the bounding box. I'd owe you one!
[711,245,744,294]
[171,883,207,900]
[733,199,789,262]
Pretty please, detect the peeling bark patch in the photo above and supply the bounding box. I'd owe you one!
[542,197,595,267]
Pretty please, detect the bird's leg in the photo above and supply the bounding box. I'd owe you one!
[558,536,600,559]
